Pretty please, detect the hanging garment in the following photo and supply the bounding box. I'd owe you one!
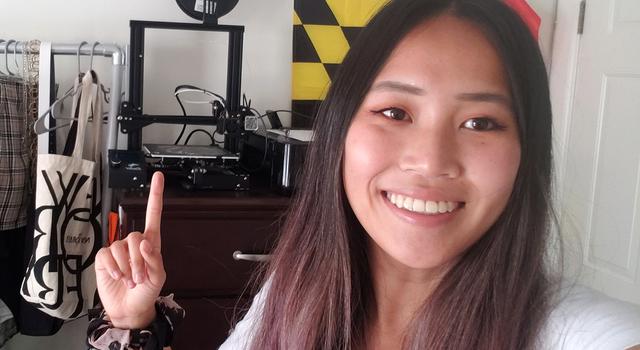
[0,75,29,230]
[0,39,40,231]
[23,39,40,177]
[21,70,103,320]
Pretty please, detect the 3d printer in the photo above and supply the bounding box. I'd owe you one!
[108,16,257,191]
[109,0,310,192]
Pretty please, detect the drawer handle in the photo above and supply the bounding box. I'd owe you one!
[232,251,271,262]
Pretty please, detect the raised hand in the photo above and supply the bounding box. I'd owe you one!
[95,172,166,329]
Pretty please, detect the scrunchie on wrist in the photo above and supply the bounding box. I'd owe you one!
[87,295,185,350]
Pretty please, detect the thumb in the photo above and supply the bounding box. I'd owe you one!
[140,239,166,288]
[94,249,126,301]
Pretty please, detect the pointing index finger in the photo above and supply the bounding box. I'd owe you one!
[144,172,164,248]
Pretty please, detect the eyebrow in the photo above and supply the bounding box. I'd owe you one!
[370,81,425,95]
[455,92,512,108]
[370,81,511,108]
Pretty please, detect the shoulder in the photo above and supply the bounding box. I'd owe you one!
[218,281,270,350]
[539,284,640,350]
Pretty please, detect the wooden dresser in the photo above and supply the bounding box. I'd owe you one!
[117,186,289,349]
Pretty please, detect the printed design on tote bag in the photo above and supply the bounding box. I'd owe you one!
[21,70,103,320]
[22,170,102,318]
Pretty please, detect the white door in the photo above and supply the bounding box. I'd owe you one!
[559,0,640,304]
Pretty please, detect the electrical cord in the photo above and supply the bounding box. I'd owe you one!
[173,84,227,145]
[249,107,262,120]
[184,128,216,145]
[174,84,228,110]
[171,86,314,172]
[242,94,249,108]
[173,92,189,145]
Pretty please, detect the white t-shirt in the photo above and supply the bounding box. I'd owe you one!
[539,284,640,349]
[219,283,640,349]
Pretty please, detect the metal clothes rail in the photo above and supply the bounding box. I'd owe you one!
[0,41,126,244]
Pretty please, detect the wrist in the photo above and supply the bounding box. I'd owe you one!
[88,295,184,350]
[110,307,156,329]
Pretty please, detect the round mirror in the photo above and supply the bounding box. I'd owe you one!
[175,0,239,21]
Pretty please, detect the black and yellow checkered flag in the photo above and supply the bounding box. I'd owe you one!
[292,0,388,126]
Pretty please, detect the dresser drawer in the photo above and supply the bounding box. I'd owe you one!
[118,191,288,297]
[161,214,276,296]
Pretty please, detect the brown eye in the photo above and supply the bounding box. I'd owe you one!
[463,117,504,131]
[380,108,407,121]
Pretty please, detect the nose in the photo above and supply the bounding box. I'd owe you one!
[397,123,462,179]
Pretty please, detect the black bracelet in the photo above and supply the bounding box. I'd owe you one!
[87,295,185,350]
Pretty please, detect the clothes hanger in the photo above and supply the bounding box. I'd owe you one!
[56,41,90,114]
[33,41,109,135]
[56,41,110,119]
[58,42,109,121]
[88,41,111,103]
[3,40,17,77]
[33,42,88,134]
[8,41,22,78]
[0,40,8,76]
[86,42,110,120]
[12,42,22,77]
[33,83,84,134]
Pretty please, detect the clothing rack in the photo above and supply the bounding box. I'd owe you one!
[0,41,126,243]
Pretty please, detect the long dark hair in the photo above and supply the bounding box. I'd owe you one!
[249,0,555,349]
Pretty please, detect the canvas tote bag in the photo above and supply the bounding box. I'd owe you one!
[21,71,103,319]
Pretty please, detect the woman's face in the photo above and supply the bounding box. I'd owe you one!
[343,15,521,272]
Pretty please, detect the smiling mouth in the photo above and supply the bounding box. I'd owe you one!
[384,191,464,215]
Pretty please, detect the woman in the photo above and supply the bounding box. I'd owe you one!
[92,0,640,349]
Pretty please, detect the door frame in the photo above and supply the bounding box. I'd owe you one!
[549,0,584,212]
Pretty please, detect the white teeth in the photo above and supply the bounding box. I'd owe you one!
[412,199,425,212]
[425,201,439,214]
[447,201,455,212]
[385,192,459,215]
[403,197,412,210]
[395,194,404,208]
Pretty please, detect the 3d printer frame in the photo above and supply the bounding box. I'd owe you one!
[120,20,244,152]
